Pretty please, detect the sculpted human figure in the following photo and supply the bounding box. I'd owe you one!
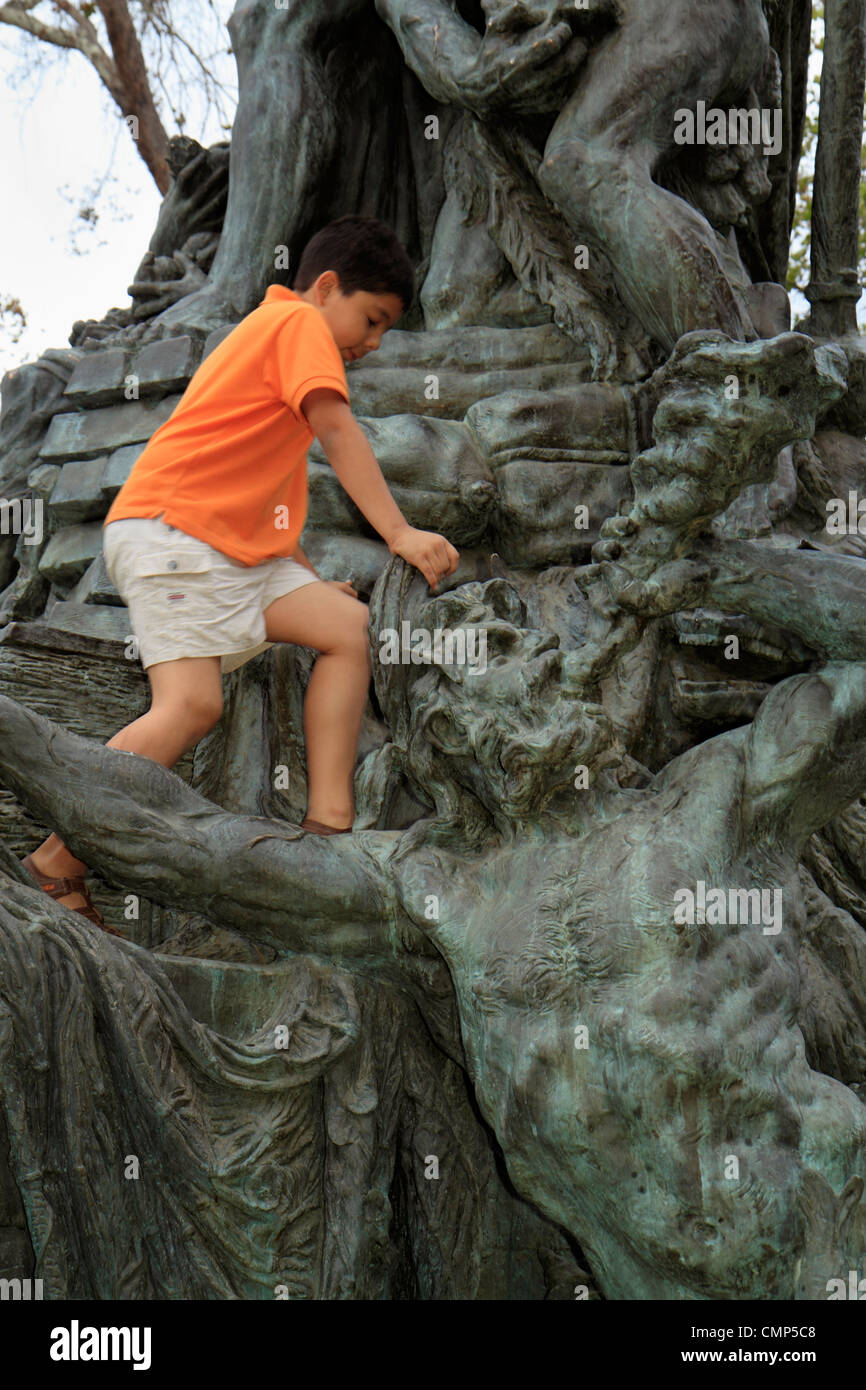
[378,0,778,350]
[3,524,866,1299]
[145,0,586,335]
[136,0,788,367]
[2,332,866,1300]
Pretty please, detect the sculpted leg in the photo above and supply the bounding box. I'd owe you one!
[536,0,769,349]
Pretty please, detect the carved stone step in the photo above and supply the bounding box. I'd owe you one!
[129,336,196,395]
[493,460,633,566]
[20,600,132,648]
[62,347,128,407]
[104,442,148,496]
[38,523,106,585]
[48,456,111,524]
[465,383,637,464]
[345,324,592,418]
[307,414,495,544]
[40,396,182,464]
[69,553,122,607]
[348,362,593,420]
[63,337,198,407]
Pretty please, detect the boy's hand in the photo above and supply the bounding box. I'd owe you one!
[387,525,460,591]
[326,579,358,598]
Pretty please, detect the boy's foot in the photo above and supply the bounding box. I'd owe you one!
[20,854,126,939]
[300,817,352,836]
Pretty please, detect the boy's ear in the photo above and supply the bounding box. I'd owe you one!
[315,270,341,299]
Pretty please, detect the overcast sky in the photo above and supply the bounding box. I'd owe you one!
[0,3,236,388]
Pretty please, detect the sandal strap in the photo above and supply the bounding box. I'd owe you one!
[22,855,86,897]
[21,854,126,939]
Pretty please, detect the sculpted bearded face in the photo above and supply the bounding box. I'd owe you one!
[401,582,619,819]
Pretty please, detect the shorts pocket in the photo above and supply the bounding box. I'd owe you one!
[126,548,264,653]
[129,550,216,581]
[114,548,217,612]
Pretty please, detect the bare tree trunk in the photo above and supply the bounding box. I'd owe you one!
[806,0,866,335]
[0,0,172,192]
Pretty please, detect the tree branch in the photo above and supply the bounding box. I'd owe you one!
[97,0,170,191]
[0,0,171,192]
[0,0,119,94]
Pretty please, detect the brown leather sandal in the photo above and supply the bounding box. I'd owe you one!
[21,853,126,939]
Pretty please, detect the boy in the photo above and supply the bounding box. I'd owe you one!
[21,215,460,934]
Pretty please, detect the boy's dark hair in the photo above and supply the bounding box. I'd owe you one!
[293,215,414,314]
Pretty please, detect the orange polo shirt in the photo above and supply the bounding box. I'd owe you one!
[103,286,350,565]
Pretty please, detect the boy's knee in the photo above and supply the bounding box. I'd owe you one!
[182,691,224,735]
[343,600,371,658]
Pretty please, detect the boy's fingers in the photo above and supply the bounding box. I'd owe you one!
[437,542,459,576]
[434,543,453,575]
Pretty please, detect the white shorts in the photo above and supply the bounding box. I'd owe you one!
[102,517,319,673]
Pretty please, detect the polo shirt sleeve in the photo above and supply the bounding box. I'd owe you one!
[270,306,350,420]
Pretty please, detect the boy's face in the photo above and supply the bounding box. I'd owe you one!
[300,271,404,364]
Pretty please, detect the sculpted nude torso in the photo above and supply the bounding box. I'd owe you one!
[393,726,866,1300]
[378,0,775,349]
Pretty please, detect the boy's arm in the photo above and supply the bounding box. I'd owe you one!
[302,388,459,591]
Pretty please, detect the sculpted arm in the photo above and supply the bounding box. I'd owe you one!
[0,694,398,964]
[598,538,866,847]
[704,544,866,848]
[374,0,586,114]
[374,0,482,104]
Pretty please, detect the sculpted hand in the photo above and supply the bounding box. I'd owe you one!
[129,250,210,321]
[172,149,229,233]
[388,526,460,592]
[594,557,713,618]
[457,22,588,116]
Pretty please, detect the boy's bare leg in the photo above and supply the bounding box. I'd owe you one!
[263,583,371,830]
[28,656,224,911]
